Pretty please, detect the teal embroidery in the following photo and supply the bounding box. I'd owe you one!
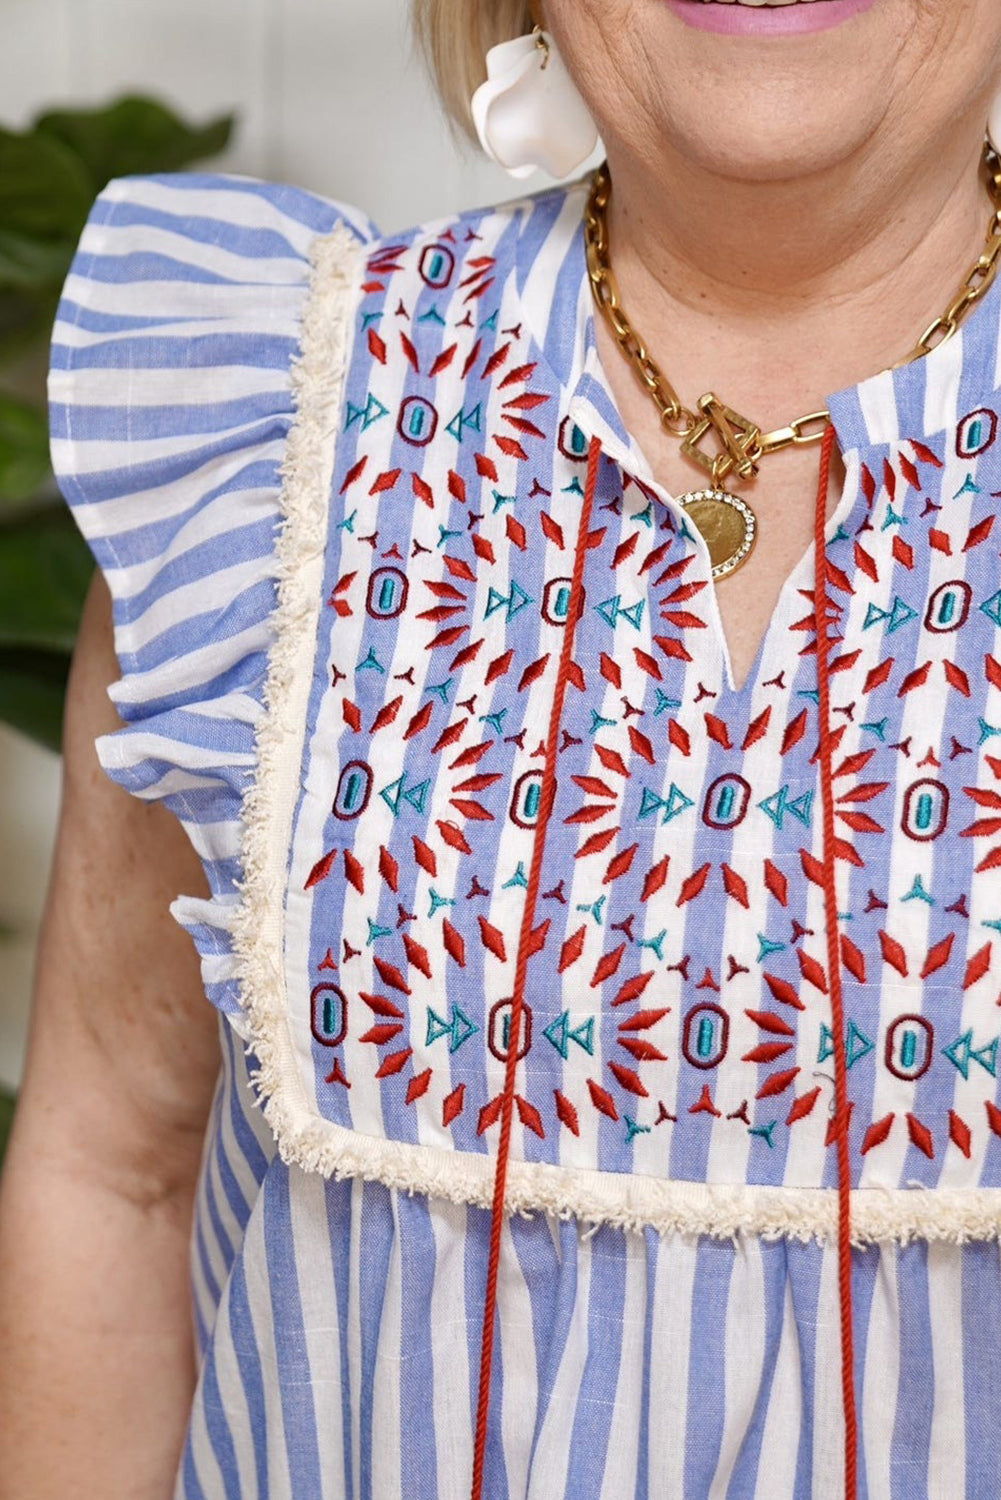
[345,392,389,431]
[758,785,814,830]
[863,596,919,633]
[485,581,534,620]
[639,784,693,823]
[357,647,386,673]
[445,402,482,441]
[544,1012,596,1059]
[819,1020,875,1069]
[426,1005,479,1053]
[381,773,431,816]
[757,934,786,962]
[595,594,645,630]
[943,1030,998,1080]
[902,875,935,905]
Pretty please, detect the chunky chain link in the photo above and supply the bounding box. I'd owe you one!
[584,143,1001,485]
[907,146,1001,360]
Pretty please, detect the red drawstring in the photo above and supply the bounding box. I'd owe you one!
[471,428,857,1497]
[813,423,858,1500]
[470,437,601,1500]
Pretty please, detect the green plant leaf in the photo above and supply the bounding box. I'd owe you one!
[0,393,51,508]
[35,97,235,190]
[0,646,70,751]
[0,128,94,242]
[0,95,240,750]
[0,227,74,292]
[0,507,93,650]
[0,288,56,364]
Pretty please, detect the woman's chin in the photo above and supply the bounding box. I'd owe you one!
[620,88,891,189]
[589,0,908,186]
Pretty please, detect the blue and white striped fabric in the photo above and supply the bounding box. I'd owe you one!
[51,171,1001,1498]
[49,173,374,1026]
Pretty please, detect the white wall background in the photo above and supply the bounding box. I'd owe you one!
[0,0,535,1090]
[2,0,523,231]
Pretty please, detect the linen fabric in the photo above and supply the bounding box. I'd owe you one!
[49,170,1001,1498]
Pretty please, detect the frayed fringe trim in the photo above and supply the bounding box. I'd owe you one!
[267,1114,1001,1246]
[227,223,1001,1249]
[230,223,366,1170]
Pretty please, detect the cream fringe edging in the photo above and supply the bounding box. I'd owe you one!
[229,224,1001,1249]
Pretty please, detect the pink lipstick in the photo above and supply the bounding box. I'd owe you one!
[663,0,880,38]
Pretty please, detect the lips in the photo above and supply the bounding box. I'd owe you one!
[690,1,836,6]
[664,0,879,36]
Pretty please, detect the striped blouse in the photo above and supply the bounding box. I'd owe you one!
[50,169,1001,1499]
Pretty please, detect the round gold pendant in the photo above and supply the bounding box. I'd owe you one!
[679,487,757,580]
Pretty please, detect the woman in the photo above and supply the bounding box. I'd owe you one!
[2,0,1001,1495]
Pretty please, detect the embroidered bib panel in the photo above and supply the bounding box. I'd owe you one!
[257,188,1001,1222]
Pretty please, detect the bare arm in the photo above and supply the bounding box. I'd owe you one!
[0,572,221,1500]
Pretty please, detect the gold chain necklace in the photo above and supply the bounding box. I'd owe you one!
[585,143,1001,579]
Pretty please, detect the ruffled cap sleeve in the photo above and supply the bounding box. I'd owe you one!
[48,171,376,1025]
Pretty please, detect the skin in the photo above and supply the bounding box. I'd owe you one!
[4,4,1001,1493]
[0,574,219,1498]
[538,0,1001,683]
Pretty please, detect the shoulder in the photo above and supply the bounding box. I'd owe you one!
[336,177,592,406]
[62,168,378,281]
[46,170,378,817]
[48,171,376,446]
[48,171,376,544]
[358,177,591,287]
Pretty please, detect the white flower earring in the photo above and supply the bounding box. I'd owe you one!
[989,93,1001,155]
[471,26,601,180]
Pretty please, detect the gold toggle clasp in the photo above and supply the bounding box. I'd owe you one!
[681,394,762,485]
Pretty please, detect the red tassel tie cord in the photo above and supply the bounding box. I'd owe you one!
[470,437,601,1500]
[813,422,859,1500]
[471,429,857,1499]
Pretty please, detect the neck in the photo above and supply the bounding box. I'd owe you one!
[604,119,992,425]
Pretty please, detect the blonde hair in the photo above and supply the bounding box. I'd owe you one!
[413,0,534,137]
